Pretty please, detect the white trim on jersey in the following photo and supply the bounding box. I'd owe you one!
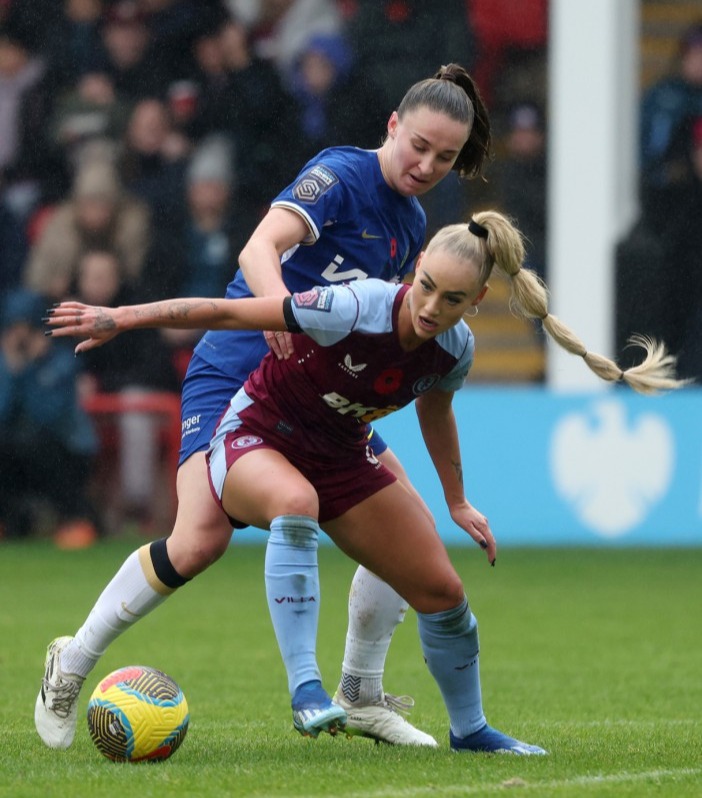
[271,200,320,242]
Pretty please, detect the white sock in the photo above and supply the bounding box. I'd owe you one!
[60,547,172,678]
[340,566,408,705]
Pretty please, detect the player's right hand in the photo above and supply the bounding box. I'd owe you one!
[44,301,120,354]
[448,500,497,566]
[264,329,294,360]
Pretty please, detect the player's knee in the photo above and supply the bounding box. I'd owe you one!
[435,573,466,609]
[169,519,232,576]
[413,570,465,614]
[268,485,319,521]
[185,536,230,573]
[443,575,468,608]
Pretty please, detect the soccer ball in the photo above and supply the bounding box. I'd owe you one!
[87,665,189,762]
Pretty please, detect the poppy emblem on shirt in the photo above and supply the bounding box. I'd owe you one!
[231,435,263,449]
[374,368,403,394]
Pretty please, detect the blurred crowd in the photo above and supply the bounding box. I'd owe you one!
[616,20,702,383]
[0,0,550,543]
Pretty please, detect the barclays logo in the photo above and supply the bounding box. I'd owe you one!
[549,399,674,537]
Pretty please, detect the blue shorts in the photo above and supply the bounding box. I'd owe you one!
[179,354,244,465]
[179,353,389,466]
[366,425,388,456]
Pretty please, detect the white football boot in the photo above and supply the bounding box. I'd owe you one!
[34,636,85,749]
[334,688,438,747]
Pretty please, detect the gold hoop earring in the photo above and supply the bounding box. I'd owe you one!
[465,306,479,317]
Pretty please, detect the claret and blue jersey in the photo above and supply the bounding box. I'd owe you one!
[213,280,474,465]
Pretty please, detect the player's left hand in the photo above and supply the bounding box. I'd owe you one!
[264,330,294,360]
[449,501,497,566]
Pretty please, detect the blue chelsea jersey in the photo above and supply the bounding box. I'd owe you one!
[194,146,427,378]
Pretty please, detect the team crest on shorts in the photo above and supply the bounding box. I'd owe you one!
[231,435,263,449]
[292,165,338,203]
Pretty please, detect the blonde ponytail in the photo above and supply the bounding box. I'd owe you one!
[469,211,690,395]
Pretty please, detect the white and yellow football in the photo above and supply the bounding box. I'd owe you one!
[87,665,189,762]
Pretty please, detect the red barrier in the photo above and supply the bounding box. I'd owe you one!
[82,392,182,520]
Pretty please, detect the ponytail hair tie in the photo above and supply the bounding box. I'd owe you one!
[440,70,457,83]
[468,218,488,239]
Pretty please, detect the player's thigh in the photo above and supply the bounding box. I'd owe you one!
[323,482,463,614]
[376,446,434,525]
[222,449,320,529]
[168,452,234,573]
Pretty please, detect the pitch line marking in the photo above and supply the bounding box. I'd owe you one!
[326,767,702,798]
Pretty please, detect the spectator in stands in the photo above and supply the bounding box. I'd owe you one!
[140,134,255,378]
[0,186,28,294]
[119,97,189,230]
[0,287,99,545]
[181,15,300,213]
[345,0,476,117]
[139,0,204,86]
[142,133,243,298]
[24,154,151,300]
[618,22,702,377]
[182,9,237,141]
[165,78,200,139]
[48,71,131,168]
[649,116,702,380]
[640,20,702,202]
[0,21,47,178]
[91,0,169,101]
[179,134,243,297]
[617,25,702,369]
[490,101,547,279]
[0,0,62,53]
[287,32,386,163]
[44,0,104,92]
[71,249,179,529]
[467,0,548,109]
[227,0,343,78]
[617,113,702,380]
[0,17,69,209]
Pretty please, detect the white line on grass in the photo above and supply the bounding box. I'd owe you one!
[543,719,698,728]
[322,767,702,798]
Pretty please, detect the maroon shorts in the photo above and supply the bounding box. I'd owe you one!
[208,423,397,526]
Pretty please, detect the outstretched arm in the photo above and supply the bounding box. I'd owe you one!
[415,389,496,566]
[45,296,288,354]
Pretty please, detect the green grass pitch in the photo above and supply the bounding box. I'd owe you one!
[1,539,700,797]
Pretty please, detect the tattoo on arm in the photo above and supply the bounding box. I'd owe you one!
[452,459,463,485]
[133,300,218,324]
[94,308,117,332]
[166,300,218,320]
